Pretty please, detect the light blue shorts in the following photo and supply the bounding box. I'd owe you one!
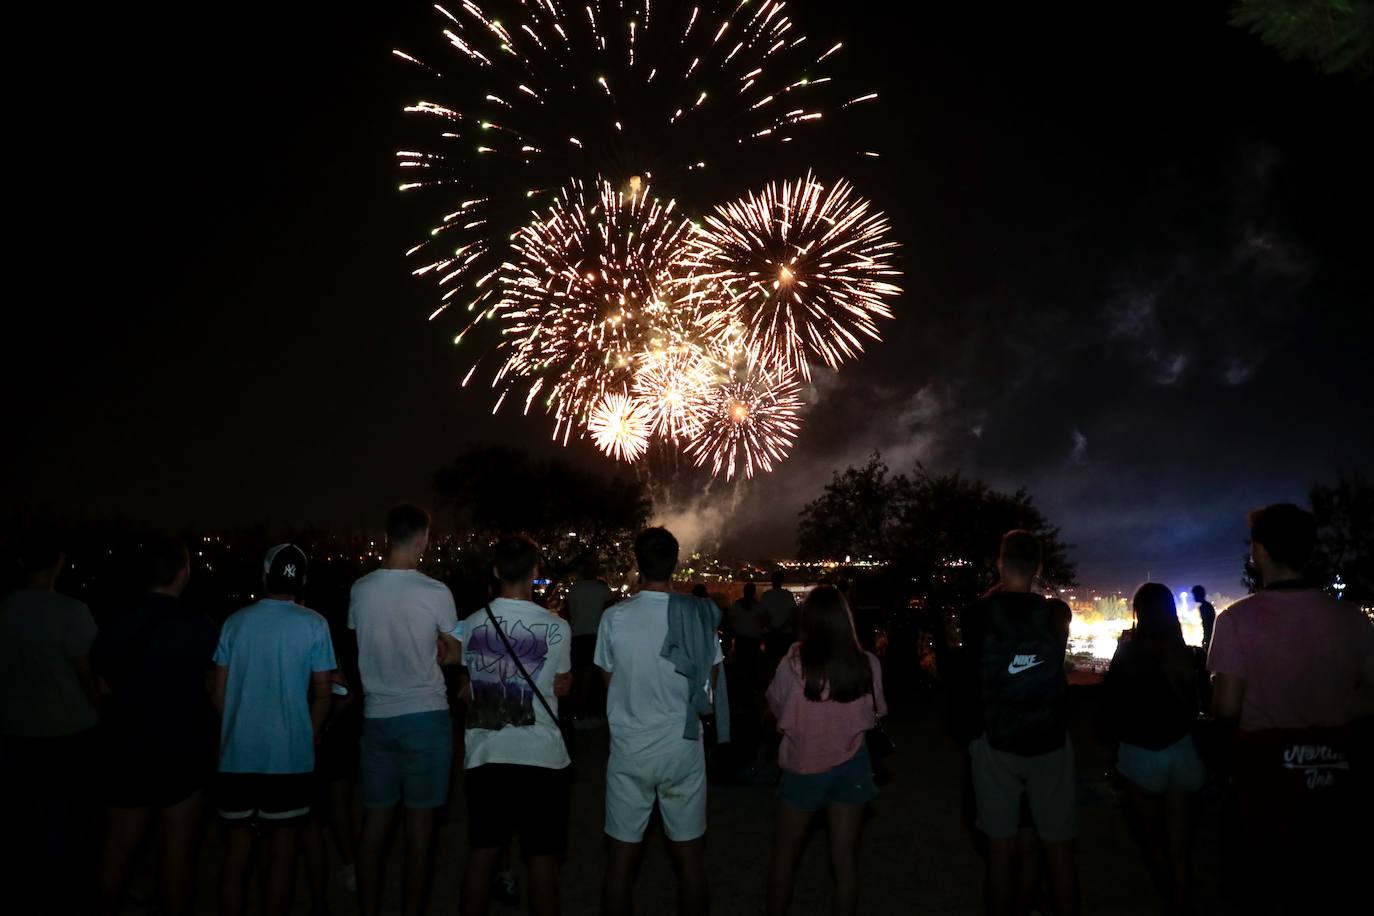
[779,745,876,812]
[361,711,453,809]
[1117,734,1205,795]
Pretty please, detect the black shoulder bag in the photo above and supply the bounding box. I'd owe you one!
[866,687,896,758]
[866,683,897,785]
[481,604,569,753]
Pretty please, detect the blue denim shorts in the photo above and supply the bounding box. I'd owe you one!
[360,710,453,809]
[1117,734,1205,795]
[778,745,876,812]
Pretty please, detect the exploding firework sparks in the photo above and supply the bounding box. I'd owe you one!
[685,362,804,480]
[632,344,716,440]
[487,176,695,440]
[682,173,901,379]
[397,1,877,317]
[588,391,654,462]
[397,2,900,480]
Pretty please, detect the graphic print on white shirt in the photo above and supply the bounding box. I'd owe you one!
[466,610,565,731]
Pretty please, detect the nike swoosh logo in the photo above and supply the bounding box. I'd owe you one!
[1007,660,1045,675]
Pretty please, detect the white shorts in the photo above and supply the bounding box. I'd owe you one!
[605,739,707,843]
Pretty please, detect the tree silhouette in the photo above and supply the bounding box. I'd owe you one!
[797,452,1077,607]
[1231,0,1374,82]
[796,453,903,563]
[1311,472,1374,605]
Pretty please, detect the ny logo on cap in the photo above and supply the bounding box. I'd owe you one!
[284,564,297,578]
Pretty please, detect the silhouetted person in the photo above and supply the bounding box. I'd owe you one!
[730,581,767,687]
[348,505,462,916]
[460,536,572,916]
[213,544,338,916]
[0,529,100,915]
[596,527,723,916]
[761,569,798,664]
[92,537,218,916]
[1190,586,1215,654]
[1208,503,1374,914]
[691,583,709,599]
[958,530,1078,916]
[567,562,613,724]
[765,586,886,916]
[1103,583,1205,915]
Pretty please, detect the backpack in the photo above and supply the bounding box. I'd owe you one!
[979,593,1068,756]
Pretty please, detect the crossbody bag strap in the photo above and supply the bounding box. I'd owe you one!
[482,604,561,729]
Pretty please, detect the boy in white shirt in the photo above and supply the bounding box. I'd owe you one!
[595,527,721,916]
[458,535,571,916]
[347,505,462,916]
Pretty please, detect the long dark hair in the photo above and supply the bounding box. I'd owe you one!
[799,586,872,703]
[1133,582,1184,646]
[1127,582,1197,705]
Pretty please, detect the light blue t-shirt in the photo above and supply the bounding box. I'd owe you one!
[214,599,337,774]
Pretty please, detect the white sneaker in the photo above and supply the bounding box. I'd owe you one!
[333,864,357,893]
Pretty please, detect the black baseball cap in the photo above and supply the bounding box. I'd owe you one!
[263,543,308,590]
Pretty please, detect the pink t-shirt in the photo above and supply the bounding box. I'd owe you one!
[1207,587,1374,731]
[766,644,887,775]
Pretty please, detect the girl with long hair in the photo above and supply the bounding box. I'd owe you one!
[1103,582,1205,915]
[764,586,886,916]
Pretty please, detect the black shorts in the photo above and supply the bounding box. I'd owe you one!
[571,634,597,668]
[217,772,314,826]
[466,763,570,857]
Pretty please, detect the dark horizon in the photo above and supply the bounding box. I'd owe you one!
[6,1,1371,597]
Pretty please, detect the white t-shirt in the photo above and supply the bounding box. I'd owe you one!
[461,598,571,770]
[594,590,723,757]
[760,587,798,631]
[348,569,459,719]
[567,578,614,637]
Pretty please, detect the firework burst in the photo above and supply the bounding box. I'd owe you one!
[632,344,716,440]
[488,176,694,440]
[683,173,901,379]
[686,362,804,480]
[398,2,900,480]
[588,391,654,462]
[397,1,878,318]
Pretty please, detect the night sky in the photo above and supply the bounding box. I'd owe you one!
[7,1,1372,594]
